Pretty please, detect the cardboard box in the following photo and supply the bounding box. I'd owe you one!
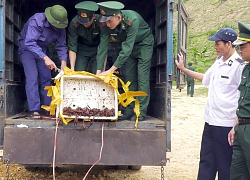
[60,75,118,120]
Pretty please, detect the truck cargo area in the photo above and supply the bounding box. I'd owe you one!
[0,0,188,167]
[4,116,166,165]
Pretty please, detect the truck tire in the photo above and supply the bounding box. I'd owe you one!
[128,165,142,170]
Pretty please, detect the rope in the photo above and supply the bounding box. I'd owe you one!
[83,121,105,180]
[53,104,60,180]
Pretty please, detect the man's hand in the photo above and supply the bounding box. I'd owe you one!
[228,127,235,146]
[60,60,67,71]
[43,56,57,71]
[175,52,185,71]
[100,69,113,75]
[228,119,239,146]
[96,70,103,75]
[96,66,117,75]
[69,50,76,71]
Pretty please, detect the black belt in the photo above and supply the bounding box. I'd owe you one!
[238,118,250,125]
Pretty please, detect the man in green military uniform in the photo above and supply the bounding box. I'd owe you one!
[228,22,250,180]
[186,62,196,97]
[68,1,101,73]
[96,1,154,121]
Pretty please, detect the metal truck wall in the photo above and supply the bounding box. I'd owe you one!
[4,123,166,165]
[0,0,176,149]
[0,0,4,148]
[176,0,188,90]
[0,0,26,146]
[147,0,174,151]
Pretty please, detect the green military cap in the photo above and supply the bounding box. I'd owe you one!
[233,22,250,45]
[45,5,68,28]
[75,1,98,24]
[97,1,124,22]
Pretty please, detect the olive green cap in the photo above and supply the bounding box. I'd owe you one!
[45,5,68,29]
[97,1,124,22]
[233,22,250,45]
[75,1,98,24]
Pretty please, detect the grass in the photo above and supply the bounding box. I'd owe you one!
[172,85,208,98]
[195,87,208,97]
[172,80,203,86]
[184,0,250,73]
[161,1,246,98]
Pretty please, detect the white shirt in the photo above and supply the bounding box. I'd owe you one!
[202,51,244,127]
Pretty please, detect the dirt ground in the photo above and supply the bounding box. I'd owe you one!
[0,85,207,180]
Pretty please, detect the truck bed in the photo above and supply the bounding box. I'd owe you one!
[3,114,167,166]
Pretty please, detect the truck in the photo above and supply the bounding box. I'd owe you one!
[0,0,188,177]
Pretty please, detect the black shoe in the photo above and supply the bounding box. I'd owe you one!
[118,114,133,120]
[130,115,146,121]
[39,109,50,116]
[28,111,42,120]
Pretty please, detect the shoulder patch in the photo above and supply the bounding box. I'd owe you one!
[235,57,244,64]
[216,56,222,60]
[122,17,132,26]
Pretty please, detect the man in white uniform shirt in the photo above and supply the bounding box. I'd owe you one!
[175,28,244,180]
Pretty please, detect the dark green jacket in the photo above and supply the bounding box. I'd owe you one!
[237,63,250,118]
[68,15,101,53]
[187,66,196,80]
[96,10,153,70]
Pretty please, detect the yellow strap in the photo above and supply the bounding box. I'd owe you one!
[42,67,147,128]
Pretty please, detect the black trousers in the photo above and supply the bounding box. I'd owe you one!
[197,123,233,180]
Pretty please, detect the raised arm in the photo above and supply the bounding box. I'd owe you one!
[175,52,204,81]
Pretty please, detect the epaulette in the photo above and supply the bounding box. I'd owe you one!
[216,56,222,60]
[122,17,132,26]
[235,57,244,64]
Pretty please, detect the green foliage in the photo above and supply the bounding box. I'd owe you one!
[206,29,218,38]
[212,0,220,5]
[195,87,208,97]
[186,22,237,73]
[174,0,189,2]
[188,45,213,73]
[191,46,209,60]
[206,23,237,35]
[182,0,250,75]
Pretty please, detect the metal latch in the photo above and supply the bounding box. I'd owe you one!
[0,149,3,156]
[170,2,177,11]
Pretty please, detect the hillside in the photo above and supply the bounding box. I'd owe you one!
[185,0,249,34]
[182,0,250,72]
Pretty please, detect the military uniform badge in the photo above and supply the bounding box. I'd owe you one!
[81,13,87,18]
[100,9,105,15]
[228,60,233,66]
